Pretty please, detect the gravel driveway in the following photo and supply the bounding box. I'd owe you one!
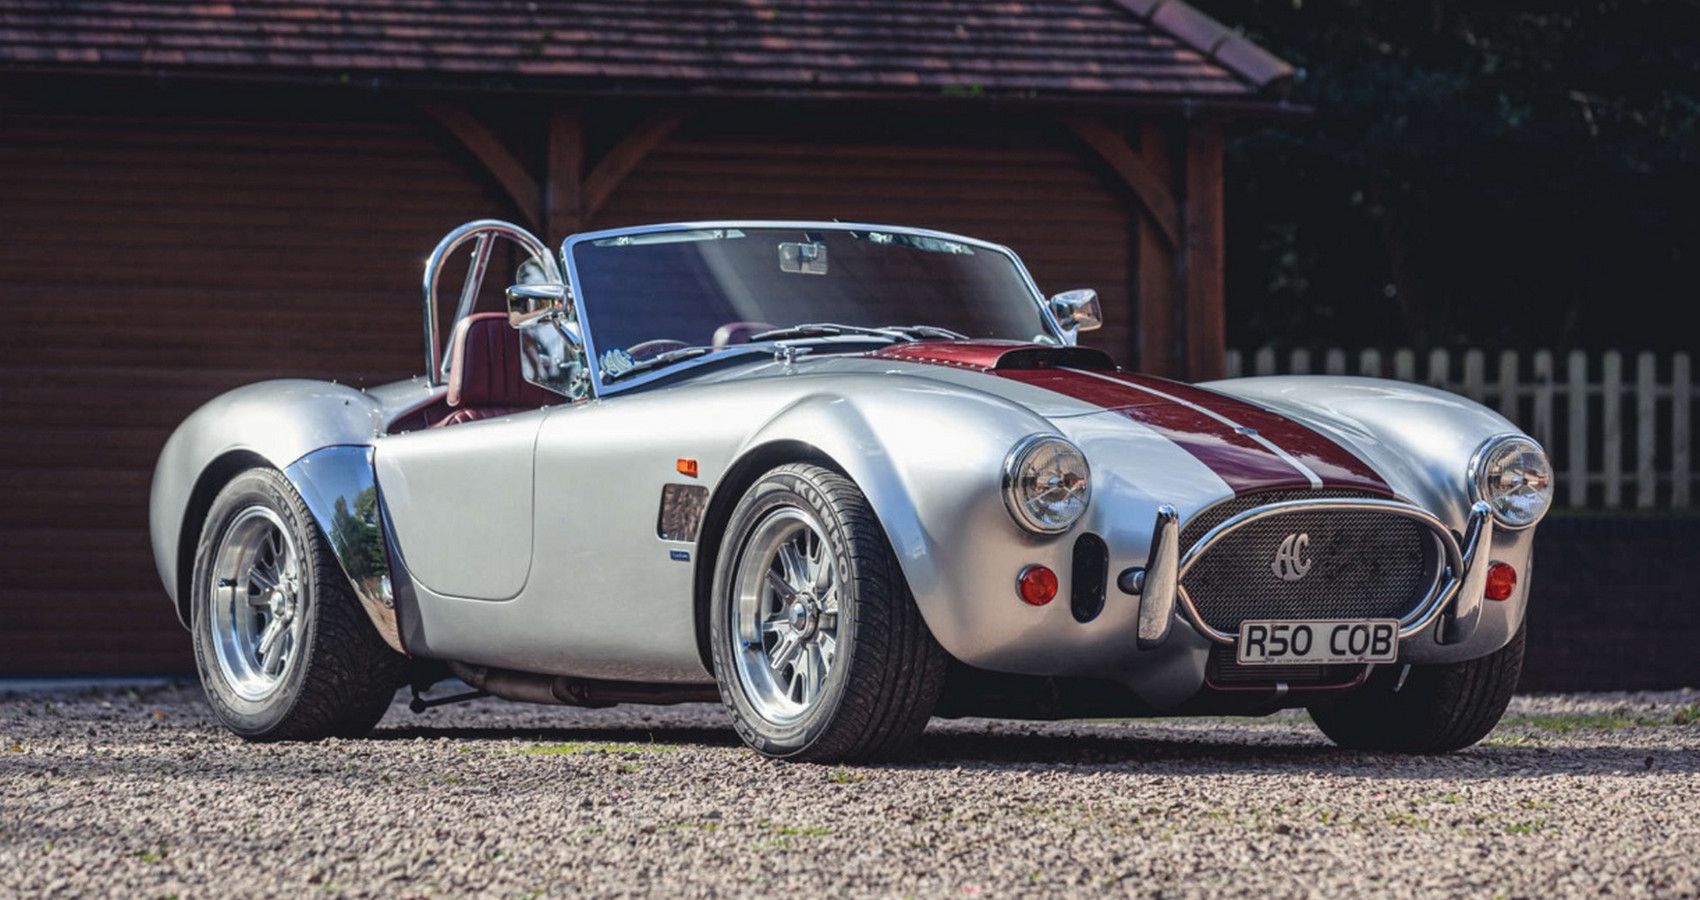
[2,683,1697,898]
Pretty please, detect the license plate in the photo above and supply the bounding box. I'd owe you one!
[1236,619,1399,665]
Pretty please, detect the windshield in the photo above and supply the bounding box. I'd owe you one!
[568,225,1056,382]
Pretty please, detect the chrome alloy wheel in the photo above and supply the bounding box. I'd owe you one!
[208,506,306,702]
[729,507,841,725]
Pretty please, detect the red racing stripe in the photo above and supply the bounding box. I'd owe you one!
[868,341,1391,496]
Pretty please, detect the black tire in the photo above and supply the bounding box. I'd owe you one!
[1309,624,1525,752]
[190,468,406,741]
[709,463,948,762]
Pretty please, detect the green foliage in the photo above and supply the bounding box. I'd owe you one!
[1201,0,1700,351]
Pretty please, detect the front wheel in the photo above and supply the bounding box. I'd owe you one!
[709,463,947,761]
[190,468,405,741]
[1309,624,1525,753]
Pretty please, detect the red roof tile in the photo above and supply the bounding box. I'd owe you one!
[0,0,1293,100]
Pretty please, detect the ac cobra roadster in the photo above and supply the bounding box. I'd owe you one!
[149,220,1552,760]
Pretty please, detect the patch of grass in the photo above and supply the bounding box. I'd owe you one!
[1504,820,1545,835]
[1484,732,1540,748]
[827,768,864,785]
[1434,792,1463,805]
[136,848,165,863]
[616,762,642,774]
[758,819,830,838]
[1673,705,1699,726]
[1517,798,1552,811]
[1384,810,1429,829]
[519,741,678,756]
[1507,712,1668,734]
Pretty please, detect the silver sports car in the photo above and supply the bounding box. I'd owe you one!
[149,219,1553,760]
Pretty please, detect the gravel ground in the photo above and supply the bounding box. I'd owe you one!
[3,684,1698,898]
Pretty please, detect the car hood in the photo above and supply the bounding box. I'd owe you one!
[726,340,1398,498]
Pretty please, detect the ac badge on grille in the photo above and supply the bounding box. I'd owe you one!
[1271,532,1313,581]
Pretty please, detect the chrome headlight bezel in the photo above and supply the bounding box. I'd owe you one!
[1002,434,1092,535]
[1468,434,1554,530]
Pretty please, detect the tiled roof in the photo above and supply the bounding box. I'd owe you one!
[0,0,1293,101]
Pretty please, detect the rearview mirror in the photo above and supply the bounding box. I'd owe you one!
[1049,289,1102,332]
[507,283,568,329]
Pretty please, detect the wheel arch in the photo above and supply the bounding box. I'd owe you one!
[691,439,843,671]
[173,449,271,625]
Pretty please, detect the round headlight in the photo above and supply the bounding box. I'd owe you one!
[1003,435,1091,534]
[1470,435,1554,529]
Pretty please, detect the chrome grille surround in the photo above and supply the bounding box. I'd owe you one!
[1175,497,1466,645]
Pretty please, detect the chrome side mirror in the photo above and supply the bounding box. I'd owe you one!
[507,283,568,329]
[506,282,589,401]
[1049,289,1103,332]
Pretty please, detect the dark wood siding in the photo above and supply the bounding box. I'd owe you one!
[0,104,1140,676]
[0,112,505,674]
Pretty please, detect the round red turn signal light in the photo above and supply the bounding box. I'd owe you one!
[1485,562,1517,601]
[1017,565,1059,606]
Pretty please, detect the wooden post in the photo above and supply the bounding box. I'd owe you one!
[1182,123,1225,381]
[1567,350,1589,508]
[545,110,585,244]
[1603,350,1623,507]
[1636,352,1657,508]
[1135,122,1179,376]
[1675,352,1692,508]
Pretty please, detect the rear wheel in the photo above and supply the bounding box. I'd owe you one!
[709,463,947,761]
[1309,624,1525,753]
[191,468,405,741]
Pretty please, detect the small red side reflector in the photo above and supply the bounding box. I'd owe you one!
[676,458,699,478]
[1485,562,1517,601]
[1017,565,1058,606]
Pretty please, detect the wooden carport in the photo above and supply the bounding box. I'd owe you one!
[0,0,1296,674]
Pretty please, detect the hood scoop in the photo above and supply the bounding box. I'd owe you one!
[870,341,1116,373]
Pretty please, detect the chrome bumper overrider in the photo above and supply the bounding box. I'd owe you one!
[1122,497,1496,647]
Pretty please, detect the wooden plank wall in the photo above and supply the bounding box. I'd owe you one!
[0,104,1139,675]
[0,111,502,674]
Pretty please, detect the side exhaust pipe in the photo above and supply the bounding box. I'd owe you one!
[447,662,719,708]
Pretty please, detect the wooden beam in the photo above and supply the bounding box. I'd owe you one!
[418,102,541,230]
[1135,121,1181,377]
[1062,115,1181,250]
[545,109,585,243]
[1183,122,1226,381]
[581,111,689,223]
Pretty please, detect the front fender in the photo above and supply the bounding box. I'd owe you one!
[1198,375,1527,527]
[149,380,387,620]
[734,383,1063,665]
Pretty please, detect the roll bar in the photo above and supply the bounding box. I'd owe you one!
[421,220,563,385]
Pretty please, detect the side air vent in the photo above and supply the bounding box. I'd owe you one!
[1070,533,1109,623]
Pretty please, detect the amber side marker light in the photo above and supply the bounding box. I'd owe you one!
[1017,565,1058,606]
[1485,562,1517,601]
[676,458,699,478]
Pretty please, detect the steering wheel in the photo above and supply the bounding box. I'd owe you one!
[421,220,564,384]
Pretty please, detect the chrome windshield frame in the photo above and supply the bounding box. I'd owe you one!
[558,220,1070,398]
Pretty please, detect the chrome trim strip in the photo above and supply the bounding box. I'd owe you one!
[1442,501,1496,643]
[422,220,562,385]
[282,445,405,653]
[557,220,1070,399]
[1136,505,1179,649]
[1172,497,1482,645]
[1063,368,1325,489]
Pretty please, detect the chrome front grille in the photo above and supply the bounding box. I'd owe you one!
[1180,495,1444,635]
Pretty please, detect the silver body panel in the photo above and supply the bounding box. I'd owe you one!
[148,221,1540,712]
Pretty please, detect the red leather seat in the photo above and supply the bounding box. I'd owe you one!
[435,312,557,427]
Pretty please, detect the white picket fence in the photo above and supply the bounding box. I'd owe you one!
[1223,347,1696,510]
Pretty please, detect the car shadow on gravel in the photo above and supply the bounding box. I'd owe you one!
[910,730,1700,775]
[368,723,747,748]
